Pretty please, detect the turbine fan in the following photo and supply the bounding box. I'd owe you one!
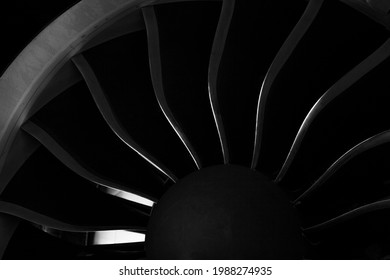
[1,0,390,259]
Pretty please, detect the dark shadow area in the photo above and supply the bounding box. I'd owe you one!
[154,1,223,167]
[284,56,390,189]
[1,146,149,228]
[3,221,146,259]
[260,0,389,177]
[83,30,197,178]
[217,0,307,166]
[31,82,168,199]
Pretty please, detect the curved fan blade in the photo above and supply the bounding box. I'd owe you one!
[72,54,177,182]
[214,0,307,166]
[252,0,324,170]
[304,199,390,233]
[144,1,224,167]
[257,0,389,177]
[142,6,202,169]
[277,39,390,183]
[81,28,197,179]
[294,130,390,204]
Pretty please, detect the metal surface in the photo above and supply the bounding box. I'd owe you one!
[275,38,390,183]
[0,201,146,232]
[0,0,389,259]
[207,0,235,164]
[79,9,146,53]
[142,6,201,170]
[303,198,390,233]
[35,224,145,246]
[22,121,157,205]
[251,0,324,170]
[294,130,390,204]
[0,0,219,258]
[341,0,390,28]
[0,0,218,177]
[0,0,151,175]
[72,54,178,182]
[96,185,154,208]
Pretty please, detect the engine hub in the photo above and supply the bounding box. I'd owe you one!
[146,164,305,259]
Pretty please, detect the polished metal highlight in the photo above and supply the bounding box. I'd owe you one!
[96,185,155,207]
[303,198,390,233]
[207,0,235,164]
[275,38,390,183]
[36,224,145,246]
[294,130,390,205]
[251,0,324,170]
[142,6,202,170]
[72,54,178,182]
[22,121,158,207]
